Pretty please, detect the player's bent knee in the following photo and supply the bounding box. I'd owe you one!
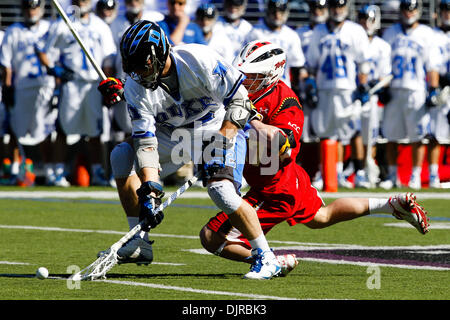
[207,180,242,215]
[304,207,330,229]
[110,141,135,179]
[199,225,224,254]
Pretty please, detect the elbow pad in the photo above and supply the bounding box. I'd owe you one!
[133,136,160,172]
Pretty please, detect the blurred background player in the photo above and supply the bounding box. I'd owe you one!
[200,41,430,276]
[0,0,58,186]
[212,0,253,64]
[305,0,371,190]
[0,16,7,180]
[95,0,118,25]
[356,4,392,188]
[427,0,450,188]
[194,3,235,66]
[295,0,327,186]
[158,0,205,46]
[37,0,117,186]
[380,0,442,190]
[245,0,306,93]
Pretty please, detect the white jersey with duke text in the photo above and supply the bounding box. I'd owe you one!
[245,21,305,87]
[125,44,244,137]
[306,21,370,90]
[367,36,392,82]
[0,21,54,89]
[213,18,253,64]
[382,23,442,90]
[42,14,116,81]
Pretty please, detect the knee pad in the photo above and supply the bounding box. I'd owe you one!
[110,142,136,179]
[207,180,242,215]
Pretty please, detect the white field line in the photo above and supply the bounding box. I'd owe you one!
[0,190,449,200]
[0,261,30,265]
[97,279,302,300]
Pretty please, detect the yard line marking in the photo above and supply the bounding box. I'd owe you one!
[296,257,450,271]
[0,261,30,265]
[99,279,301,300]
[0,225,198,239]
[0,190,450,200]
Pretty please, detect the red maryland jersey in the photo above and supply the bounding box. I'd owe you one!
[244,80,304,192]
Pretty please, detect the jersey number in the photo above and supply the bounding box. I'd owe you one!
[321,54,348,79]
[392,55,417,79]
[26,53,44,78]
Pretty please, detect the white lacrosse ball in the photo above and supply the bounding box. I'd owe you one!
[36,267,49,280]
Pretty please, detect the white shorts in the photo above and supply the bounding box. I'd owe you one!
[59,80,103,137]
[360,96,380,146]
[429,101,450,144]
[113,111,225,179]
[381,88,428,143]
[10,86,55,142]
[311,89,358,144]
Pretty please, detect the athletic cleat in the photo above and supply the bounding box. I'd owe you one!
[312,171,323,190]
[243,248,281,280]
[117,236,154,265]
[429,175,441,189]
[276,254,299,277]
[388,192,430,235]
[91,168,110,186]
[354,171,371,189]
[54,174,70,187]
[408,175,422,190]
[338,174,353,189]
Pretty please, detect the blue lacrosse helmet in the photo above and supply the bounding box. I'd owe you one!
[196,3,217,20]
[440,0,450,10]
[120,20,170,90]
[399,0,422,11]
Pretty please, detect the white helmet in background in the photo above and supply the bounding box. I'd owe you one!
[233,40,286,95]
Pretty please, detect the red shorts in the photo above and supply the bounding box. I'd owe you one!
[206,165,324,247]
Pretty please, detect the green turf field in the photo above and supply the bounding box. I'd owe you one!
[0,186,448,302]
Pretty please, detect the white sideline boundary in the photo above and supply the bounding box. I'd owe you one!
[0,190,449,200]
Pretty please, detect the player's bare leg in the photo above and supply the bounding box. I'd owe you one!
[427,138,441,188]
[409,141,425,189]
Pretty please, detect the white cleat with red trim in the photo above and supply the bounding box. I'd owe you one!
[388,192,430,235]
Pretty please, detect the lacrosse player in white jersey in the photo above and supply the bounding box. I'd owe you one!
[194,3,235,63]
[245,0,306,92]
[108,0,163,136]
[212,0,253,64]
[356,4,392,188]
[37,0,117,186]
[305,0,371,189]
[380,0,442,190]
[295,0,327,189]
[0,23,6,170]
[426,0,450,188]
[0,0,60,186]
[97,20,282,279]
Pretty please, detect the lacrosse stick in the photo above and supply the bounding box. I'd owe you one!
[70,172,201,281]
[337,75,393,119]
[51,0,124,102]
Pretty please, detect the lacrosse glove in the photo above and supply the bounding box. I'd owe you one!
[47,65,74,82]
[98,77,124,106]
[136,181,165,231]
[354,83,370,104]
[304,77,318,109]
[425,87,440,108]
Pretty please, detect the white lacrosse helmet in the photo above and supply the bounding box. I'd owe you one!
[233,40,286,95]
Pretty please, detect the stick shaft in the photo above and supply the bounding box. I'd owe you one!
[51,0,107,80]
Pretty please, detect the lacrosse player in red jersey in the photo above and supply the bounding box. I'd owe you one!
[199,40,431,277]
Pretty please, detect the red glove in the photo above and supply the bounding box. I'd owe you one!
[98,77,124,106]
